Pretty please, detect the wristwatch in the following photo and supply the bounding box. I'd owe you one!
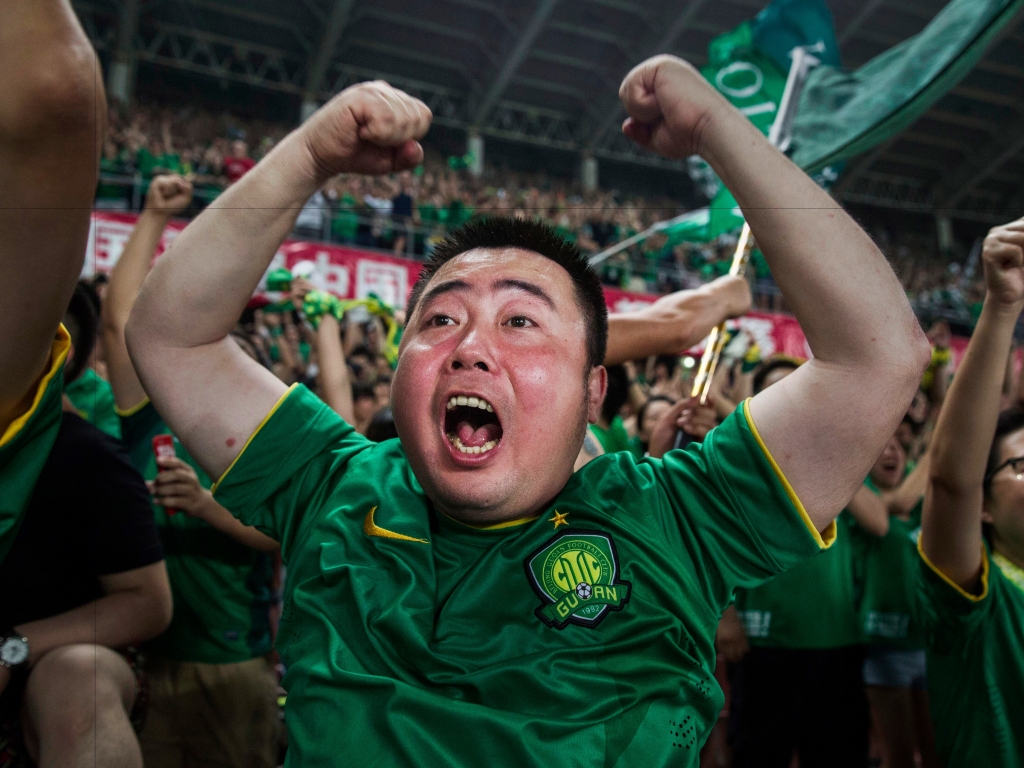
[0,631,29,670]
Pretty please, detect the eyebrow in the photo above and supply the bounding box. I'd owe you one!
[493,278,556,310]
[419,277,556,311]
[419,279,471,308]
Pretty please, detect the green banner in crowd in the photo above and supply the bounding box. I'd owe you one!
[791,0,1024,173]
[668,0,839,243]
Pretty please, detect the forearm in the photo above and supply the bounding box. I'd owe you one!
[103,210,171,408]
[847,485,889,537]
[133,138,318,352]
[702,111,926,373]
[16,583,171,664]
[604,275,748,365]
[923,299,1019,581]
[317,315,356,422]
[194,492,279,552]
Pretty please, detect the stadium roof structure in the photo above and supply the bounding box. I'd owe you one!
[73,0,1024,223]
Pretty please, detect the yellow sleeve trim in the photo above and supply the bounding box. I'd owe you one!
[741,399,836,550]
[917,535,990,603]
[211,384,296,494]
[0,325,71,449]
[114,397,151,418]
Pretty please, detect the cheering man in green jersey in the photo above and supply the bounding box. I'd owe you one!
[0,0,104,564]
[920,216,1024,767]
[126,57,930,766]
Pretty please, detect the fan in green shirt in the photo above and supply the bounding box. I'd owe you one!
[64,367,121,439]
[0,328,69,564]
[918,215,1024,768]
[61,283,122,439]
[124,67,929,767]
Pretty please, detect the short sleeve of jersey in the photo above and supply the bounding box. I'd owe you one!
[651,401,834,609]
[212,385,371,557]
[917,540,993,655]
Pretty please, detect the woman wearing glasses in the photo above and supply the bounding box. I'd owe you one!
[919,216,1024,768]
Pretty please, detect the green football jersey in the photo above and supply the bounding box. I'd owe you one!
[64,367,122,439]
[591,415,642,458]
[734,511,859,648]
[0,327,69,564]
[213,385,833,767]
[919,543,1024,767]
[854,501,924,650]
[118,399,272,664]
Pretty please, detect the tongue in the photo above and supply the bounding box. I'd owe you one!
[457,420,501,448]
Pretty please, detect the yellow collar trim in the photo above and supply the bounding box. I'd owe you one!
[211,384,296,494]
[741,398,836,550]
[917,536,990,603]
[0,325,71,448]
[439,511,541,531]
[114,397,151,418]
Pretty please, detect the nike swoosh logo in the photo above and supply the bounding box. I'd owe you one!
[363,506,428,544]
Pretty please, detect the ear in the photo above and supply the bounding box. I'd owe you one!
[981,505,995,525]
[586,365,607,424]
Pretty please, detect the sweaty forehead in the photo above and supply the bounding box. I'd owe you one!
[430,247,575,293]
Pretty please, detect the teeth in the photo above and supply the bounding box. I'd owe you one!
[447,435,499,455]
[446,395,495,412]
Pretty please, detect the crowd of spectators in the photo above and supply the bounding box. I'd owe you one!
[95,100,993,325]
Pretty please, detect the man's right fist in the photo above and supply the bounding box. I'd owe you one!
[301,81,432,179]
[618,55,732,160]
[146,175,193,216]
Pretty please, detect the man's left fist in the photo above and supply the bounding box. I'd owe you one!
[618,55,731,159]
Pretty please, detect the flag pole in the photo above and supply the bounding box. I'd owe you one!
[688,46,820,406]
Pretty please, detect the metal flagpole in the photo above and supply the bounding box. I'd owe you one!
[688,45,821,407]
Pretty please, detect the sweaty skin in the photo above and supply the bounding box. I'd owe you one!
[392,247,605,524]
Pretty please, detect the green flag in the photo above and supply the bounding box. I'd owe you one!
[671,0,839,243]
[791,0,1024,173]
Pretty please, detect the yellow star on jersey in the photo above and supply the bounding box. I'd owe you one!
[548,511,569,529]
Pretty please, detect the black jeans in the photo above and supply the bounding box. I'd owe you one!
[728,645,869,768]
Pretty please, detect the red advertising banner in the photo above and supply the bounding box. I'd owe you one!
[83,212,815,360]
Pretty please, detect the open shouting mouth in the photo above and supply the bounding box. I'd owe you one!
[444,394,504,457]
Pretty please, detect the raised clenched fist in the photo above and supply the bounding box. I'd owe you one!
[146,174,193,216]
[300,81,432,179]
[618,55,732,159]
[982,217,1024,307]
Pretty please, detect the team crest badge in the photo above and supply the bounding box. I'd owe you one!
[526,529,631,629]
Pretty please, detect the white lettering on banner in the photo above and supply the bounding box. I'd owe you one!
[356,260,407,309]
[83,219,133,276]
[734,316,778,359]
[314,250,351,297]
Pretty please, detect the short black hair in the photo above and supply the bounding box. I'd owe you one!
[637,395,675,430]
[63,283,99,384]
[406,218,608,369]
[365,406,399,442]
[985,406,1024,494]
[351,382,376,402]
[601,364,629,424]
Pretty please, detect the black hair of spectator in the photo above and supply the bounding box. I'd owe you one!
[365,407,399,442]
[654,355,678,379]
[601,365,629,425]
[239,306,257,327]
[753,358,801,395]
[230,330,272,370]
[63,283,99,384]
[352,382,376,402]
[349,345,374,360]
[77,279,102,319]
[637,395,676,433]
[406,218,608,370]
[984,406,1024,495]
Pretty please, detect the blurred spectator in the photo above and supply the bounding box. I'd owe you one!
[223,140,255,185]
